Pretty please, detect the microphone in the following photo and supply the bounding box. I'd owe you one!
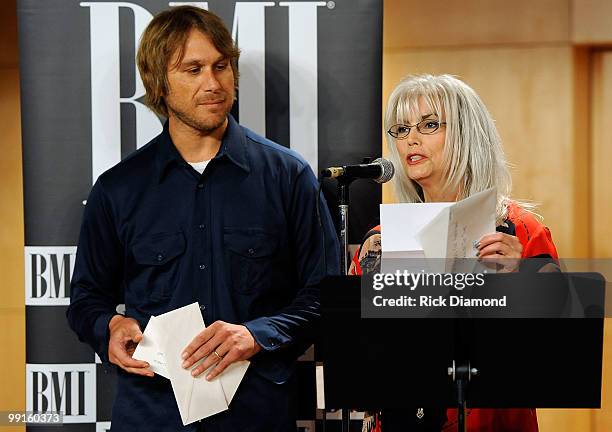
[321,157,395,184]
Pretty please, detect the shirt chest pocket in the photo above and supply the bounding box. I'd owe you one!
[131,231,186,301]
[224,229,278,295]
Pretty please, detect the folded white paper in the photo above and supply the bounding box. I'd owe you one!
[132,316,169,378]
[418,188,496,272]
[133,303,250,425]
[380,188,496,272]
[380,202,451,272]
[380,202,452,259]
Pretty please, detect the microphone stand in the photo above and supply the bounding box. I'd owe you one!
[324,157,379,432]
[338,175,355,275]
[337,175,355,432]
[448,360,478,432]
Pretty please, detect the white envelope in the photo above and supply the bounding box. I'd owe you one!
[218,359,250,405]
[133,303,250,425]
[132,315,169,378]
[156,303,227,425]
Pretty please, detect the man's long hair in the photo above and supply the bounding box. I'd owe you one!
[136,6,240,118]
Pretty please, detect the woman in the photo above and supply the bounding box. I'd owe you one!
[350,74,558,432]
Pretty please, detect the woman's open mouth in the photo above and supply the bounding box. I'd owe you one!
[407,154,427,165]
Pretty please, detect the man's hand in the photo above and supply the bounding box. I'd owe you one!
[181,321,262,380]
[108,315,153,377]
[477,232,523,273]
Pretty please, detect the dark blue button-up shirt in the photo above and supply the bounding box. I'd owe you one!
[67,115,339,429]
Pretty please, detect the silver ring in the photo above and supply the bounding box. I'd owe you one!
[213,350,223,360]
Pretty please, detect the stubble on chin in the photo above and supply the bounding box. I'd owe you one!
[166,97,233,134]
[170,108,227,134]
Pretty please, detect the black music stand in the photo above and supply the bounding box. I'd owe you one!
[318,273,605,431]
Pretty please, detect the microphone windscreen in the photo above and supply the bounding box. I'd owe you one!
[373,158,394,184]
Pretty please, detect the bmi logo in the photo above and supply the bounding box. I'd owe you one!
[25,247,76,306]
[80,1,328,183]
[26,363,96,423]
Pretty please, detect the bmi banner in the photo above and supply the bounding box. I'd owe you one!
[18,0,382,430]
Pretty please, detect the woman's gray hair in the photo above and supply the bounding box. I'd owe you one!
[385,74,514,224]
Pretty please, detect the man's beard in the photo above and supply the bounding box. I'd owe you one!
[166,96,232,134]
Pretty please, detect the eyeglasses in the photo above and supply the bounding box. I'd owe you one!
[387,119,446,139]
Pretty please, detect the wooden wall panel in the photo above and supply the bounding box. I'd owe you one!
[591,51,612,258]
[382,46,586,256]
[590,50,612,432]
[0,1,25,428]
[381,44,609,430]
[0,67,25,427]
[384,0,570,49]
[572,0,612,44]
[537,408,592,432]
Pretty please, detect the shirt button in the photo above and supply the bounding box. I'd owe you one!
[199,305,206,311]
[199,224,205,230]
[156,254,164,262]
[248,248,255,255]
[197,183,204,189]
[199,264,206,270]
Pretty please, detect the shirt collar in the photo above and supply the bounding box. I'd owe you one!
[155,114,250,183]
[216,114,250,173]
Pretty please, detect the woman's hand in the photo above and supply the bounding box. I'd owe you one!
[476,232,523,273]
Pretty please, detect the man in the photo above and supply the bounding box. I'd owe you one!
[67,6,339,431]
